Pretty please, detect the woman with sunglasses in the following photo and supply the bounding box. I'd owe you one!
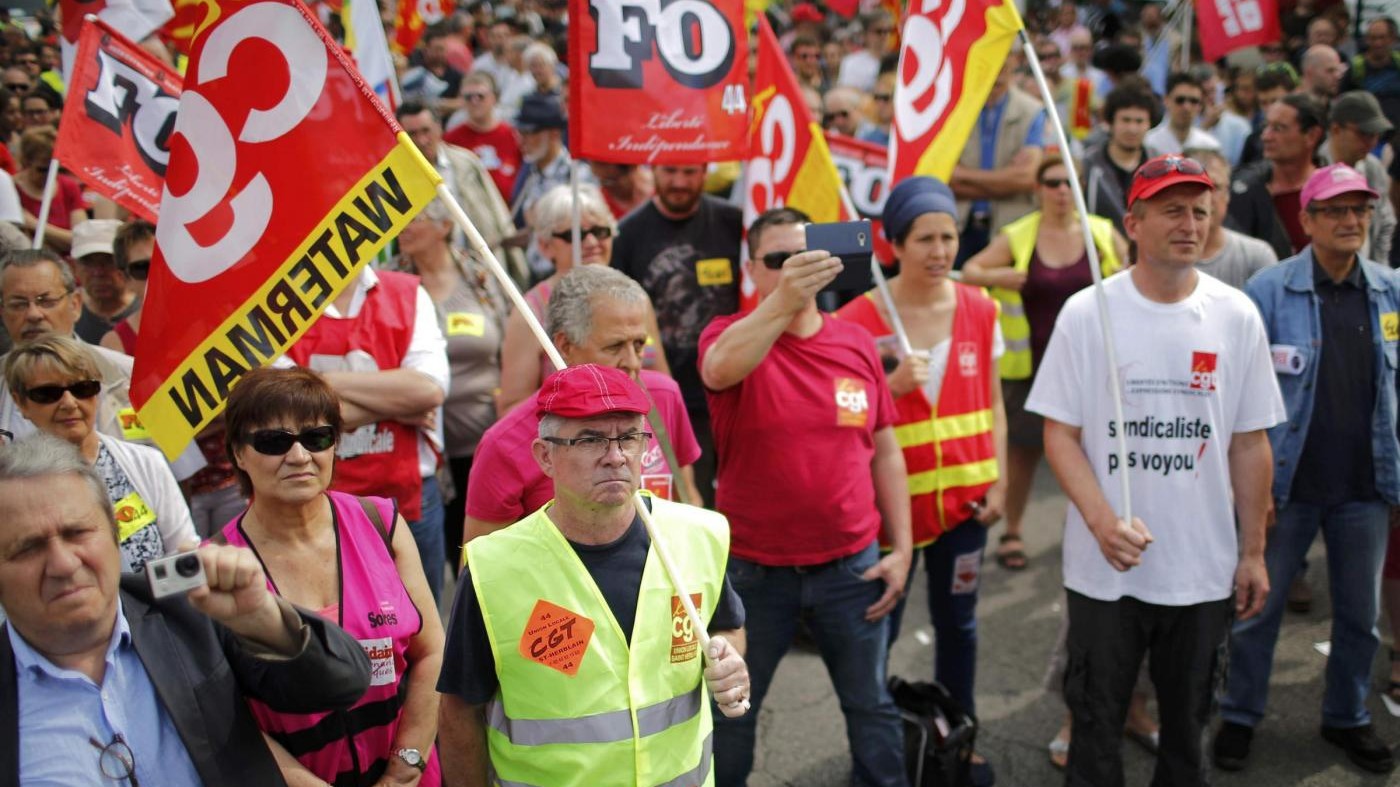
[2,334,195,571]
[215,366,444,787]
[836,176,1007,787]
[961,156,1127,573]
[391,197,507,579]
[495,183,669,413]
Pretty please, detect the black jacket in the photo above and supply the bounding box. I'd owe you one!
[1227,161,1296,261]
[0,575,372,787]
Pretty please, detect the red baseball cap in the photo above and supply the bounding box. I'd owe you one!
[1127,155,1216,207]
[537,364,651,419]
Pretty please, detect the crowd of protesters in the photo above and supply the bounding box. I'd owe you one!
[3,0,1400,785]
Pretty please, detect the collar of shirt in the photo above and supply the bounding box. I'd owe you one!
[1312,257,1364,288]
[8,599,129,685]
[324,267,381,319]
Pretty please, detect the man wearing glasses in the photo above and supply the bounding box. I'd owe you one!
[1230,94,1325,260]
[1028,155,1284,785]
[1144,73,1224,156]
[439,363,748,787]
[836,10,894,92]
[1216,164,1400,775]
[0,434,373,787]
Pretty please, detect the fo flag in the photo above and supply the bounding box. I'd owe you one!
[130,0,441,459]
[55,18,180,222]
[889,0,1022,182]
[568,0,749,164]
[59,0,174,77]
[824,131,895,269]
[740,15,847,309]
[1196,0,1280,61]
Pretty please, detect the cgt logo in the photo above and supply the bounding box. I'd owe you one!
[835,378,869,427]
[1190,351,1218,391]
[588,0,736,89]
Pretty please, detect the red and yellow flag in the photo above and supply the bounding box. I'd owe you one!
[392,0,454,56]
[888,0,1023,182]
[130,0,441,458]
[740,14,850,310]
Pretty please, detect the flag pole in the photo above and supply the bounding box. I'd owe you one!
[836,186,916,357]
[1019,31,1133,526]
[435,184,740,703]
[570,159,582,267]
[1180,0,1193,72]
[30,158,60,250]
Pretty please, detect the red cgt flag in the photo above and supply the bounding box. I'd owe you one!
[55,18,181,222]
[824,131,895,270]
[130,0,441,459]
[889,0,1023,182]
[741,15,849,310]
[568,0,749,164]
[392,0,454,56]
[1195,0,1281,62]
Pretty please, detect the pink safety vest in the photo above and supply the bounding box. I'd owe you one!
[220,492,441,787]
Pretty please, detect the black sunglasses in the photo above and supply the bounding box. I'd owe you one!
[1041,178,1072,189]
[25,379,101,404]
[125,258,151,280]
[247,425,338,456]
[550,225,613,242]
[761,250,804,270]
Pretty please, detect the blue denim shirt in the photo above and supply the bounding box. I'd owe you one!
[1244,247,1400,505]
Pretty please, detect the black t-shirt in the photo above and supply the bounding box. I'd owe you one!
[74,300,140,346]
[437,512,745,704]
[610,197,744,415]
[1106,154,1138,202]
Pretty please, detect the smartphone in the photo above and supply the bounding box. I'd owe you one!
[805,220,875,293]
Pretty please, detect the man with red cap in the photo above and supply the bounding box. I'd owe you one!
[1027,154,1285,785]
[1216,163,1400,775]
[437,363,748,787]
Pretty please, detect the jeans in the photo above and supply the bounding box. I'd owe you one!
[713,541,909,787]
[407,476,445,604]
[1221,499,1390,729]
[887,520,987,715]
[1064,592,1232,787]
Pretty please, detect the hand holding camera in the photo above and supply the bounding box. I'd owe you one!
[148,545,296,652]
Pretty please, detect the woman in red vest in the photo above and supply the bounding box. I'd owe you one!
[837,176,1006,787]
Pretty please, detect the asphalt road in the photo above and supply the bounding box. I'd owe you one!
[740,463,1400,787]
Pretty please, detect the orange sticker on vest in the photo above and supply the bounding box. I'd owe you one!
[670,593,702,663]
[834,378,869,427]
[519,599,594,676]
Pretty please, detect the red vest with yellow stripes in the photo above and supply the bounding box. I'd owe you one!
[839,285,999,546]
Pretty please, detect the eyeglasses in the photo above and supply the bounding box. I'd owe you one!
[761,249,804,270]
[247,425,338,456]
[873,93,893,102]
[13,56,37,66]
[1172,95,1202,106]
[3,290,73,313]
[870,27,894,35]
[125,259,151,281]
[463,92,491,102]
[1041,177,1072,189]
[543,431,652,458]
[89,733,140,787]
[2,81,29,91]
[0,428,13,446]
[24,379,101,404]
[823,110,851,123]
[1308,203,1374,220]
[1135,155,1206,183]
[22,106,50,118]
[550,225,613,242]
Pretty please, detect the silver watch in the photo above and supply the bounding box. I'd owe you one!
[395,747,427,772]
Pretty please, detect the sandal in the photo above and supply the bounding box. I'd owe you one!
[1125,727,1160,755]
[1048,735,1070,770]
[995,534,1028,571]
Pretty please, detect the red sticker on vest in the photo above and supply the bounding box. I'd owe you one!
[670,593,702,663]
[519,599,595,677]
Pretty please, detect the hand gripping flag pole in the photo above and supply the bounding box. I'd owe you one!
[436,183,748,713]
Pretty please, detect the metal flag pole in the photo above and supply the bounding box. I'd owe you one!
[30,158,60,250]
[1018,31,1134,527]
[435,184,741,706]
[1180,0,1193,72]
[570,159,582,267]
[836,186,916,357]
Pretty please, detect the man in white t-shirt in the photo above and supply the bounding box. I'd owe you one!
[1027,155,1285,786]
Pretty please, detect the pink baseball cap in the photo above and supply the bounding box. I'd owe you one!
[1302,163,1379,208]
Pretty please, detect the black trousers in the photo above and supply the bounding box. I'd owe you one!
[1064,591,1232,787]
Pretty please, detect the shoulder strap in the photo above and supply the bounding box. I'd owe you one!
[357,496,396,557]
[638,379,690,506]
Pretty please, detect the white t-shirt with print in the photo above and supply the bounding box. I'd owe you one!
[1026,270,1285,606]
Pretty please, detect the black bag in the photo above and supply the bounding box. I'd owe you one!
[888,675,977,787]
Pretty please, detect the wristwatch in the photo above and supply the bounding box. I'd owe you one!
[395,748,427,773]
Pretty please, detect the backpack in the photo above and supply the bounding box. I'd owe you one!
[888,676,978,787]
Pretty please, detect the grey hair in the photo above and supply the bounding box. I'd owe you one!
[418,197,453,223]
[538,412,564,438]
[0,248,76,292]
[530,184,614,245]
[547,265,649,346]
[523,41,557,68]
[0,433,116,531]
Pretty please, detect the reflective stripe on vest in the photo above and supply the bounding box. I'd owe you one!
[908,458,1000,497]
[893,409,995,447]
[495,733,714,787]
[486,686,702,746]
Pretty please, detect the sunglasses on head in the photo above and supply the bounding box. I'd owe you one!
[761,250,804,270]
[125,259,151,280]
[1135,155,1206,182]
[550,225,613,242]
[25,379,101,404]
[247,425,338,456]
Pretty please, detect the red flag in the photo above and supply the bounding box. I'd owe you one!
[160,0,217,56]
[568,0,749,164]
[392,0,454,56]
[741,15,849,309]
[824,131,895,268]
[130,0,441,458]
[55,18,181,222]
[1195,0,1281,62]
[59,0,174,76]
[889,0,1022,182]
